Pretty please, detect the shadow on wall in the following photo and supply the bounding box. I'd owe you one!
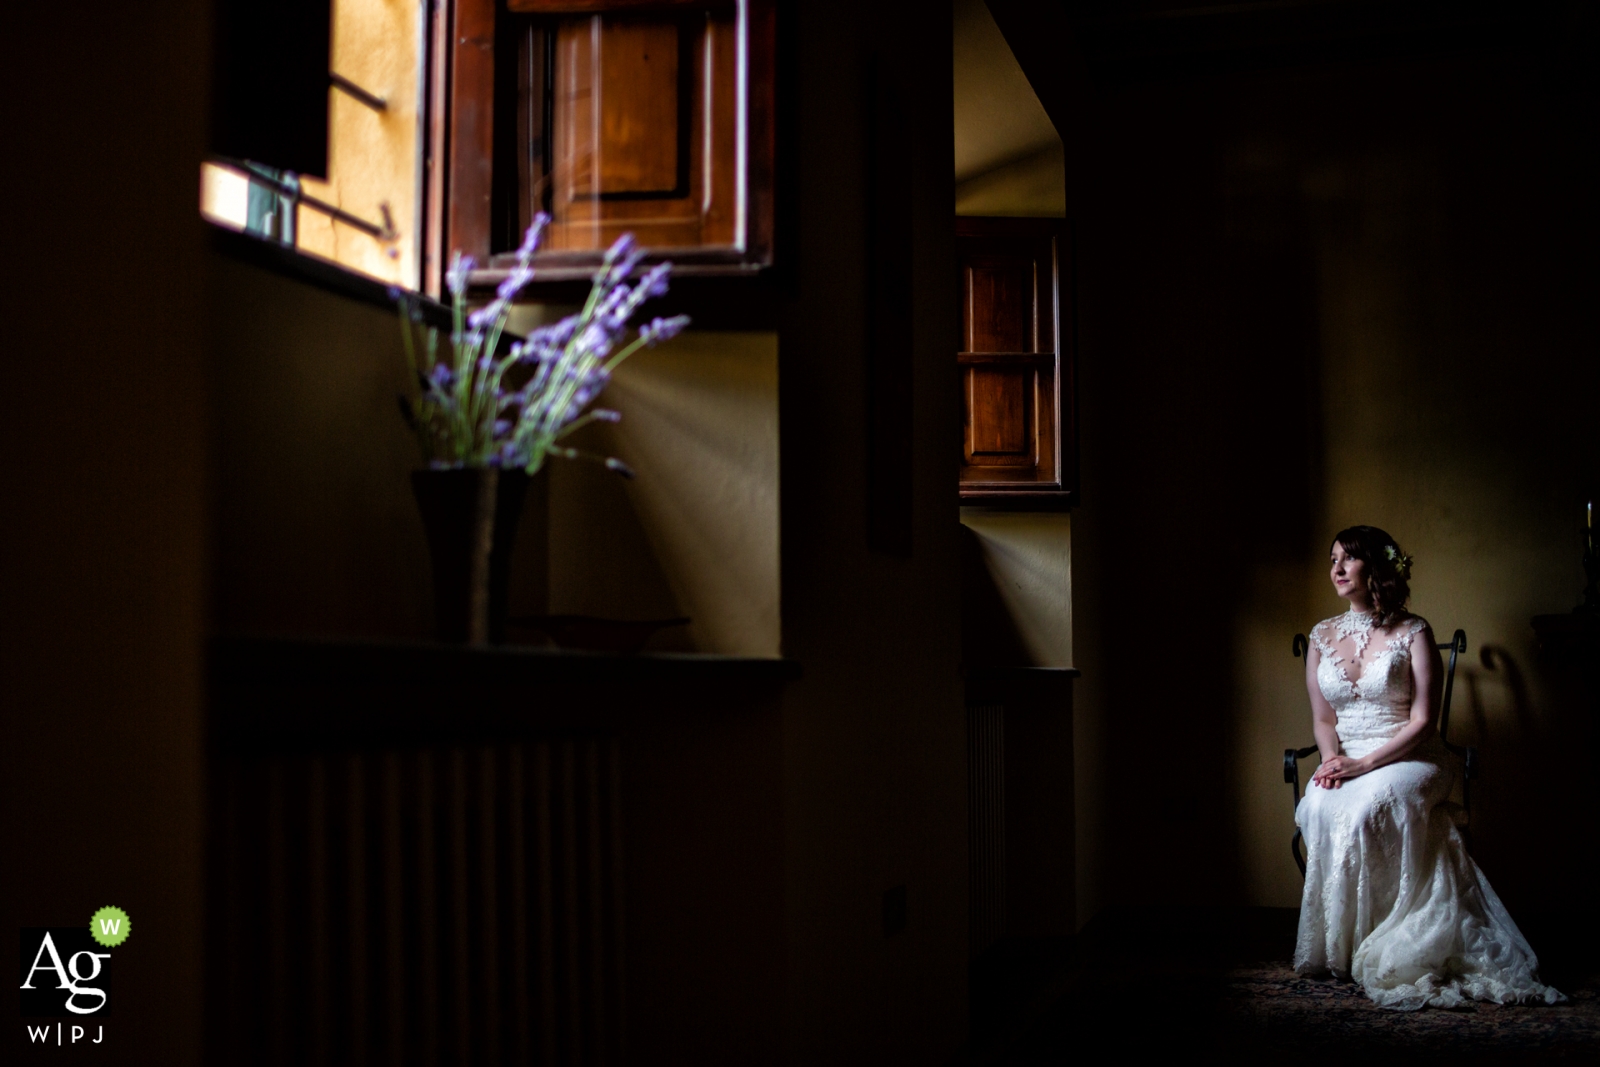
[210,253,433,640]
[1454,643,1596,979]
[960,524,1030,666]
[551,331,782,658]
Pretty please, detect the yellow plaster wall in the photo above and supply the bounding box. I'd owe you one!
[528,328,783,658]
[207,255,433,640]
[960,509,1073,667]
[955,143,1067,219]
[582,333,781,657]
[208,267,780,660]
[297,0,423,287]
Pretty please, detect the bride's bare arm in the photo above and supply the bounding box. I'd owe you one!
[1305,643,1345,789]
[1319,625,1441,785]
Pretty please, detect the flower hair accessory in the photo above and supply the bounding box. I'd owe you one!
[1384,544,1414,578]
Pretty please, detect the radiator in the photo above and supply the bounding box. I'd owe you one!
[209,740,626,1066]
[967,703,1006,956]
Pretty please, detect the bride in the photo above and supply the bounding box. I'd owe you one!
[1294,525,1564,1010]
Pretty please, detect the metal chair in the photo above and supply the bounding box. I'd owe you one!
[1283,628,1475,876]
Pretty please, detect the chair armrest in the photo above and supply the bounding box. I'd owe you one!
[1283,745,1319,782]
[1284,743,1320,806]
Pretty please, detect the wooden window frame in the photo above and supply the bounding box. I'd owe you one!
[426,0,777,297]
[957,216,1077,509]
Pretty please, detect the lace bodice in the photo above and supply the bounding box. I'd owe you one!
[1310,611,1429,756]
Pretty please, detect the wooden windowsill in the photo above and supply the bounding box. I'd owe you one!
[477,271,783,332]
[211,635,800,749]
[963,664,1079,705]
[207,223,454,330]
[958,493,1079,511]
[209,224,781,333]
[963,666,1080,679]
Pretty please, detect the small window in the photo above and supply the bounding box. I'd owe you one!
[202,0,426,289]
[201,0,773,295]
[957,217,1076,506]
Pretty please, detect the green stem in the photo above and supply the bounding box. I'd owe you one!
[603,333,649,373]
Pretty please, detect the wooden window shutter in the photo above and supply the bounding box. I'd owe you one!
[957,217,1075,506]
[435,0,775,291]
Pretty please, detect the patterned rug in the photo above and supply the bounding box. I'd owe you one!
[1214,963,1600,1061]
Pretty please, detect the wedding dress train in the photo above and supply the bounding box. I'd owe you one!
[1293,611,1565,1010]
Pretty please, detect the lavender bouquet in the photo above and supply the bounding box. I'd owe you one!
[392,213,689,477]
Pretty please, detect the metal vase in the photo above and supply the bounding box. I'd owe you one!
[410,468,532,643]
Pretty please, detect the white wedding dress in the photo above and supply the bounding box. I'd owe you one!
[1293,610,1565,1010]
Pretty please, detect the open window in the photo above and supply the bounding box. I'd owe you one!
[203,0,424,289]
[200,0,774,296]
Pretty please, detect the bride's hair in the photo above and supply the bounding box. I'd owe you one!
[1332,525,1412,625]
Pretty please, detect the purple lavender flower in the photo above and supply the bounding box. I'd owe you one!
[528,318,578,349]
[496,273,530,303]
[397,224,686,475]
[518,212,551,258]
[637,262,672,300]
[446,252,475,297]
[592,285,629,327]
[614,246,647,284]
[574,323,615,360]
[602,233,635,266]
[638,315,690,348]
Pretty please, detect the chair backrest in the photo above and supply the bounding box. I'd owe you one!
[1436,629,1467,743]
[1293,628,1468,743]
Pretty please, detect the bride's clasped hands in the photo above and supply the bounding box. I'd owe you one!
[1308,754,1366,789]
